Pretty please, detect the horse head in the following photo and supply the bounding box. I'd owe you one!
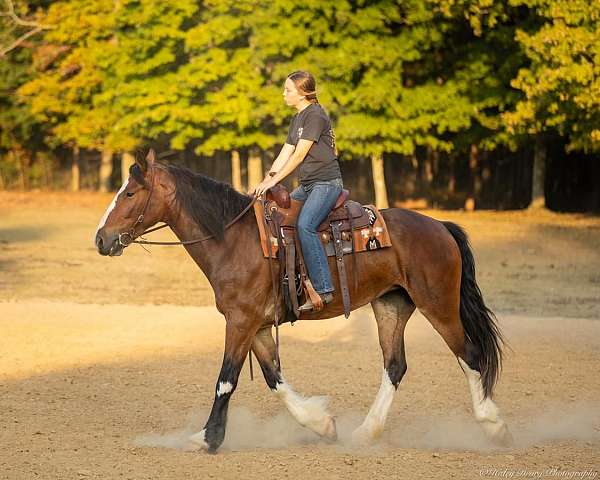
[94,148,169,256]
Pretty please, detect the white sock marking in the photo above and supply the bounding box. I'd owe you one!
[273,378,334,437]
[458,357,507,438]
[94,180,129,243]
[354,368,396,439]
[217,381,233,397]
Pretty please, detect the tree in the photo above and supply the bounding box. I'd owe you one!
[503,0,600,207]
[0,0,51,189]
[19,0,198,189]
[430,0,528,208]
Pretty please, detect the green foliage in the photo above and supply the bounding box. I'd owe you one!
[3,0,598,190]
[18,0,198,151]
[0,1,48,152]
[504,0,600,152]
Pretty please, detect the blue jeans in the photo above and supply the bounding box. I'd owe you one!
[290,178,343,294]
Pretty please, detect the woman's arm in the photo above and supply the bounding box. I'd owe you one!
[252,139,314,196]
[266,143,296,177]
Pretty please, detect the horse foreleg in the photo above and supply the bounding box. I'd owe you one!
[188,317,256,453]
[252,325,337,440]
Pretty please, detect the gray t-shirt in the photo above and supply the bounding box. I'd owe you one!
[285,103,342,185]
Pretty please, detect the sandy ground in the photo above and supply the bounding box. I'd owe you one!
[1,191,599,479]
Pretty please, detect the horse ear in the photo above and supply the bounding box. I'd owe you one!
[135,150,148,173]
[146,148,156,166]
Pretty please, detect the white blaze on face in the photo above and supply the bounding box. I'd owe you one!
[94,179,129,244]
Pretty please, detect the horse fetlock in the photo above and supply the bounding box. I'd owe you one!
[482,419,514,447]
[188,426,225,453]
[351,421,383,445]
[473,399,500,424]
[188,429,209,451]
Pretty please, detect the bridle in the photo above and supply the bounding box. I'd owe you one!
[117,162,157,247]
[117,164,257,248]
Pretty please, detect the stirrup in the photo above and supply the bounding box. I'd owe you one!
[298,292,333,312]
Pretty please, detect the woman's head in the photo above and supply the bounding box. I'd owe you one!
[284,71,318,107]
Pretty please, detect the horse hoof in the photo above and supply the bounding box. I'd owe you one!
[188,429,209,451]
[492,424,514,448]
[351,430,370,445]
[322,416,338,442]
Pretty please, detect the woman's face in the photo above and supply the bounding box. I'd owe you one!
[283,78,303,107]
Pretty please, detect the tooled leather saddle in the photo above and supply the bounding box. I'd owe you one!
[254,184,391,318]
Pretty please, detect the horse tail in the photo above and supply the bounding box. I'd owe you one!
[443,221,504,398]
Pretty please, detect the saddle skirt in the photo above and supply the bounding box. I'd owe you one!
[253,184,392,258]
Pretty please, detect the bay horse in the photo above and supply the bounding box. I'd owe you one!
[94,150,512,453]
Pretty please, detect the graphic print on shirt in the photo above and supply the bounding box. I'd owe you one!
[329,128,337,155]
[297,127,303,139]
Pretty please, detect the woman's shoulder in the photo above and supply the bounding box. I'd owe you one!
[305,103,330,120]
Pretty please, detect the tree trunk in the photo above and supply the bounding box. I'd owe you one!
[0,155,5,189]
[530,135,546,209]
[447,154,456,195]
[16,149,30,190]
[121,152,135,184]
[403,153,418,198]
[247,148,263,190]
[231,149,242,191]
[71,145,80,192]
[424,147,434,184]
[371,153,389,208]
[356,156,368,200]
[465,144,480,211]
[99,148,113,193]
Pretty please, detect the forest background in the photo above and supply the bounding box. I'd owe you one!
[1,0,599,211]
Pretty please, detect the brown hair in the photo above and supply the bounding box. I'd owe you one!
[287,70,318,104]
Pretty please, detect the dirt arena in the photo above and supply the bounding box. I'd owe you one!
[1,191,599,479]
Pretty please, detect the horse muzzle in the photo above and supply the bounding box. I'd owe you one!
[96,231,124,257]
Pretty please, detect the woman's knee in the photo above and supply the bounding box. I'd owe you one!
[297,215,317,234]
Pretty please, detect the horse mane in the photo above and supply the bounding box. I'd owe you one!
[166,164,252,240]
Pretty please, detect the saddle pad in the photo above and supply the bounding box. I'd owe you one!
[254,202,392,259]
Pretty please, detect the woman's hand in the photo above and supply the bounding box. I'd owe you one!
[250,176,278,197]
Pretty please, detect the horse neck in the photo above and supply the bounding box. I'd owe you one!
[166,201,257,283]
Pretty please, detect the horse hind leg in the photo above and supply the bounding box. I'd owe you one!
[416,272,513,446]
[352,288,415,444]
[252,325,337,440]
[458,354,513,446]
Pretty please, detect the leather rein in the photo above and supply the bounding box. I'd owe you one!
[117,164,258,248]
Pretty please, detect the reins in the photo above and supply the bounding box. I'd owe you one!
[121,198,257,246]
[117,164,258,247]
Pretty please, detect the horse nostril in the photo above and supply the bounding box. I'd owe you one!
[96,234,104,251]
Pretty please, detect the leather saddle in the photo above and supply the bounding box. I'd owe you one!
[266,184,370,232]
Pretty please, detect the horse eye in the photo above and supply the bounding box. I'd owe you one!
[126,191,135,198]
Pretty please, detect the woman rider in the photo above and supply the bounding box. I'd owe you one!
[252,71,343,312]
